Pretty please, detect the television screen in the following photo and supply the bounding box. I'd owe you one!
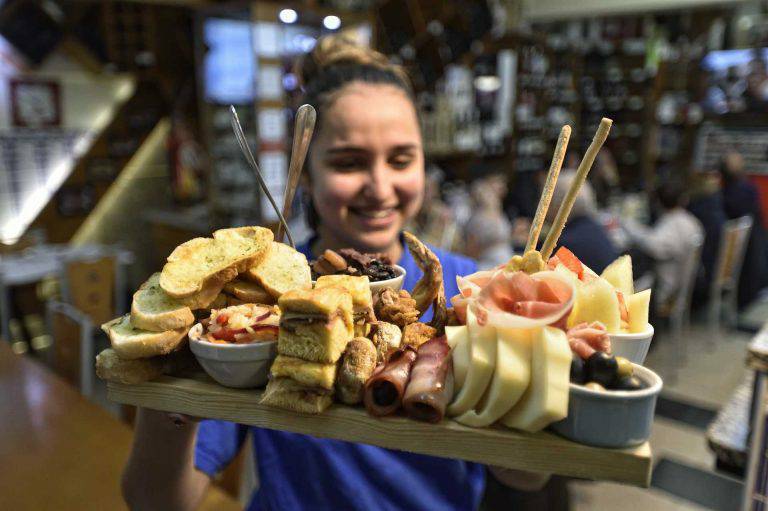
[203,18,256,104]
[701,48,768,113]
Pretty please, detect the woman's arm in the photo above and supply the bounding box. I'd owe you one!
[122,408,211,511]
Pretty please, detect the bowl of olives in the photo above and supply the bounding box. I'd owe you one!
[549,352,663,448]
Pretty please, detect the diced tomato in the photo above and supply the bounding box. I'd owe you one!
[210,323,278,343]
[210,326,243,342]
[537,279,571,304]
[216,313,229,326]
[553,247,583,279]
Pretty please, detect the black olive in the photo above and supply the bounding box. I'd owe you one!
[615,375,644,391]
[570,353,586,384]
[585,352,619,388]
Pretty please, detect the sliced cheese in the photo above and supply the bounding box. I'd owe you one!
[502,326,571,432]
[447,309,496,417]
[446,325,470,393]
[454,326,532,427]
[627,289,651,333]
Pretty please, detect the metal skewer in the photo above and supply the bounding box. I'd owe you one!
[277,104,316,243]
[230,105,295,248]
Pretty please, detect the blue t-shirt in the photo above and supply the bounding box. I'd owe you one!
[195,238,485,511]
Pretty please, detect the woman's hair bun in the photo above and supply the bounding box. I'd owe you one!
[297,35,410,90]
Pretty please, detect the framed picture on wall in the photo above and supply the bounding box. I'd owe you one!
[9,78,62,128]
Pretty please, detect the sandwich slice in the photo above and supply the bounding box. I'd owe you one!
[269,355,337,390]
[160,226,273,299]
[102,315,188,360]
[277,286,353,363]
[131,273,195,332]
[245,242,312,298]
[260,377,333,414]
[315,275,374,336]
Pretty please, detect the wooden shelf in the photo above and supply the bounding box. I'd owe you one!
[108,375,653,487]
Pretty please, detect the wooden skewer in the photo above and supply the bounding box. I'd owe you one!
[525,125,571,253]
[540,118,613,260]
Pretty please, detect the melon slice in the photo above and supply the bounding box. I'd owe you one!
[601,255,634,297]
[627,289,652,333]
[567,277,621,333]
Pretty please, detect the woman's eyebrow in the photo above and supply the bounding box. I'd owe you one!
[390,144,419,152]
[325,145,368,155]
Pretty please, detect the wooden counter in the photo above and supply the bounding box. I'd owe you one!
[109,374,653,487]
[0,342,240,511]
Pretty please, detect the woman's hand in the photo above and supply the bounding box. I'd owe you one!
[487,465,551,492]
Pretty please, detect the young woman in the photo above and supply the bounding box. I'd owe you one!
[122,36,543,511]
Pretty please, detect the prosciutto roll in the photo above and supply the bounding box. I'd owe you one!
[403,336,454,423]
[567,321,610,359]
[363,347,418,416]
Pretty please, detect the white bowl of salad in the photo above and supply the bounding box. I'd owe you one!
[189,304,280,388]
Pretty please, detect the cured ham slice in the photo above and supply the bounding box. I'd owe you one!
[566,321,610,359]
[363,347,418,416]
[403,336,453,423]
[465,270,575,329]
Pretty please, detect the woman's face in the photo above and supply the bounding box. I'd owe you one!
[308,82,424,253]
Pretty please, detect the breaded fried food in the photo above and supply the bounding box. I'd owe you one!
[336,337,377,405]
[403,232,447,331]
[374,288,419,327]
[402,322,437,349]
[403,232,442,315]
[369,321,403,363]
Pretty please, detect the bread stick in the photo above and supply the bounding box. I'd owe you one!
[525,125,571,253]
[541,118,612,260]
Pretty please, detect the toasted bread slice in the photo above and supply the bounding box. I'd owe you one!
[269,355,337,390]
[160,227,273,299]
[278,285,353,317]
[95,348,164,384]
[260,377,333,414]
[101,315,189,360]
[175,279,225,310]
[245,242,311,298]
[223,279,275,304]
[131,273,195,332]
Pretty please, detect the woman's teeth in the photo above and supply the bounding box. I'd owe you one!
[354,208,395,219]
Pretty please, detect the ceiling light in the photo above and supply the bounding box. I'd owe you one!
[323,15,341,30]
[279,8,298,24]
[474,75,501,92]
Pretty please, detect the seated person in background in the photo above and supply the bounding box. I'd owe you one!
[623,181,704,314]
[548,171,619,274]
[686,172,726,306]
[464,174,514,269]
[719,151,768,308]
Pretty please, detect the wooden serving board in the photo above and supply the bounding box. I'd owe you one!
[108,374,652,487]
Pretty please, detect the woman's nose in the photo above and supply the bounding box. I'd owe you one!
[364,160,395,201]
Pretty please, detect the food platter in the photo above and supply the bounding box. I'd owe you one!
[99,115,661,491]
[107,373,652,487]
